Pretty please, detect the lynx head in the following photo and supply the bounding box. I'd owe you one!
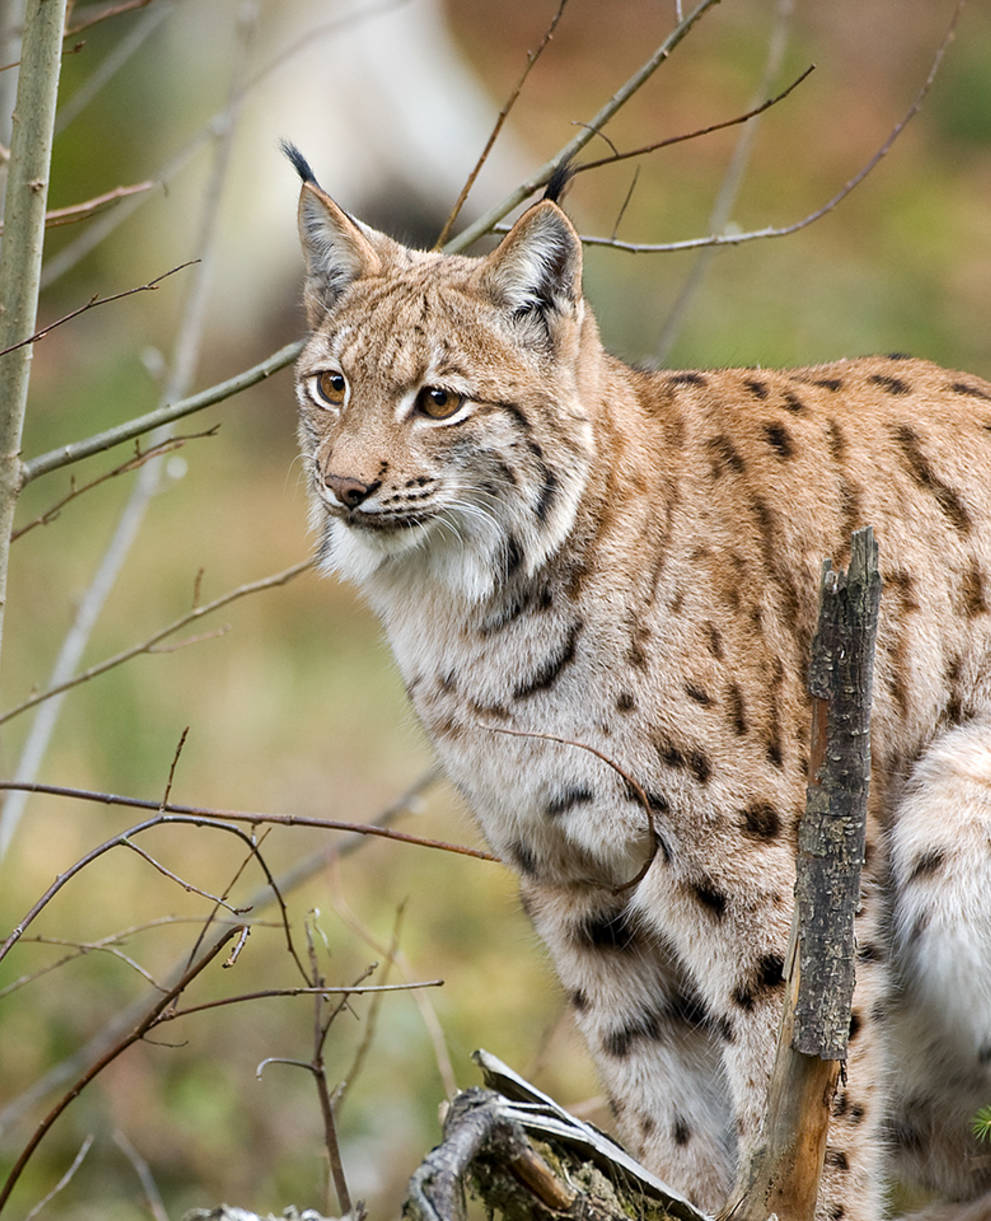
[286,144,598,605]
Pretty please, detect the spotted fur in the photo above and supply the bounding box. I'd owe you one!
[287,149,991,1220]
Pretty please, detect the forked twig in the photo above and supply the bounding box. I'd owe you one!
[577,0,965,256]
[0,778,496,863]
[444,0,722,254]
[11,428,218,542]
[573,63,814,176]
[433,0,569,248]
[0,928,239,1213]
[23,1134,94,1221]
[0,559,314,727]
[0,260,197,358]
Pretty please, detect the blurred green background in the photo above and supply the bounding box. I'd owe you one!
[1,0,989,1217]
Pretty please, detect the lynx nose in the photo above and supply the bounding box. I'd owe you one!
[325,473,375,508]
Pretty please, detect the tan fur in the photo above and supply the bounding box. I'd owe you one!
[289,167,991,1220]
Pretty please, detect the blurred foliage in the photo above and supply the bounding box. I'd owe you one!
[0,0,989,1218]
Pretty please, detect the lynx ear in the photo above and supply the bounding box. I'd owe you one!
[283,142,382,320]
[481,200,583,319]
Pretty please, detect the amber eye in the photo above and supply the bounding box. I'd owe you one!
[416,386,464,420]
[309,369,348,409]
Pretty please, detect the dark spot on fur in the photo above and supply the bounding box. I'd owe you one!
[907,847,946,883]
[673,1117,691,1145]
[783,390,807,413]
[815,377,843,392]
[691,879,727,920]
[684,682,712,706]
[668,989,709,1027]
[869,373,910,395]
[546,786,595,818]
[728,684,748,735]
[825,1149,849,1171]
[688,750,711,783]
[640,1114,656,1137]
[950,380,991,402]
[706,434,746,477]
[742,801,781,841]
[763,421,793,458]
[733,953,784,1009]
[849,1103,866,1123]
[505,534,522,575]
[828,1208,846,1221]
[960,561,988,617]
[857,941,884,963]
[571,989,589,1012]
[513,621,582,699]
[745,378,769,400]
[603,1008,661,1057]
[669,371,708,387]
[704,622,724,659]
[508,840,539,876]
[848,1010,862,1042]
[575,908,638,952]
[616,691,637,713]
[893,423,971,533]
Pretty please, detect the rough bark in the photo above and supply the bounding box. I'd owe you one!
[724,527,880,1221]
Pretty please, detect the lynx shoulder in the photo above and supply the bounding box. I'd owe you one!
[286,144,991,1221]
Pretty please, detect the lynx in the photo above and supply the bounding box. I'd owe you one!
[284,143,991,1221]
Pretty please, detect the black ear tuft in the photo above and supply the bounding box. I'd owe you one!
[280,139,317,186]
[542,160,575,205]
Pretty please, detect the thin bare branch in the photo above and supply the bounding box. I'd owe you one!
[0,180,156,233]
[610,166,641,241]
[113,1130,170,1221]
[327,859,458,1099]
[334,902,406,1111]
[23,1133,94,1221]
[0,779,498,865]
[0,815,285,965]
[576,0,964,257]
[0,927,239,1213]
[119,836,246,915]
[0,559,314,727]
[0,259,196,358]
[0,768,441,1133]
[21,338,302,485]
[11,428,218,543]
[65,0,156,37]
[656,0,795,361]
[0,933,168,998]
[433,0,568,248]
[167,979,443,1022]
[444,0,722,254]
[40,1,409,287]
[573,62,814,176]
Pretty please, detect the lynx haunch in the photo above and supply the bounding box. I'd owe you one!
[286,144,991,1221]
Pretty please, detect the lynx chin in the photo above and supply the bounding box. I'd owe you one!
[285,142,991,1221]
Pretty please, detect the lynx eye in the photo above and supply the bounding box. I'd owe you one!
[308,369,348,409]
[416,386,464,420]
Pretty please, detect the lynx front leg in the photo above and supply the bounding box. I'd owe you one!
[521,880,737,1215]
[631,870,889,1221]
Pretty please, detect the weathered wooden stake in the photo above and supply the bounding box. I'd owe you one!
[723,527,881,1221]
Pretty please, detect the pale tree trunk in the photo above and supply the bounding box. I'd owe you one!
[0,0,68,669]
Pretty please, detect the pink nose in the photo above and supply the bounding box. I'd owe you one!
[325,474,375,508]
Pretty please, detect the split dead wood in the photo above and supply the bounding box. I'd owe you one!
[724,528,880,1220]
[403,1050,710,1221]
